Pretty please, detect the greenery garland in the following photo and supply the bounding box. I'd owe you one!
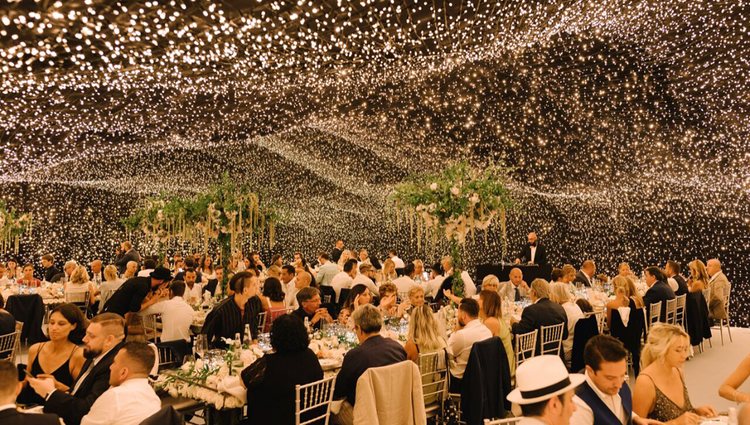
[0,200,32,255]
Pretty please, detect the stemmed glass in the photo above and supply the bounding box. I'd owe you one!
[193,335,208,359]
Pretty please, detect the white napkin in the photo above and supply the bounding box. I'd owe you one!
[617,307,631,327]
[217,376,247,403]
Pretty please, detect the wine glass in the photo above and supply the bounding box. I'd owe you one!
[194,335,208,359]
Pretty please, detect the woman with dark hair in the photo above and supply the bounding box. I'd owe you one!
[241,314,324,425]
[261,277,287,332]
[18,303,86,405]
[338,284,372,326]
[270,254,283,268]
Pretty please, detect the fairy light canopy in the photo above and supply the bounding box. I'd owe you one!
[0,0,749,323]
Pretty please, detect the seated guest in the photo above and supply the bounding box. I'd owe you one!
[332,305,407,425]
[0,360,60,425]
[331,259,357,303]
[507,355,584,425]
[121,261,138,280]
[719,353,750,403]
[198,255,215,280]
[17,264,41,288]
[29,313,126,425]
[137,258,157,277]
[80,342,160,425]
[424,263,445,299]
[550,268,564,284]
[561,264,577,286]
[617,263,636,280]
[391,263,417,294]
[404,305,446,363]
[102,266,172,316]
[575,260,596,287]
[665,260,689,296]
[447,298,492,392]
[181,268,202,305]
[642,266,675,323]
[577,298,595,314]
[292,287,333,330]
[687,260,709,296]
[511,279,569,354]
[0,294,15,336]
[315,252,339,287]
[705,259,731,321]
[202,272,262,348]
[18,304,87,405]
[6,259,21,280]
[377,282,408,317]
[241,315,324,425]
[41,254,60,283]
[478,290,514,376]
[62,260,77,282]
[65,266,96,306]
[571,335,655,425]
[352,263,379,296]
[97,265,122,313]
[284,270,311,310]
[480,274,501,293]
[260,277,288,332]
[550,283,584,364]
[407,285,425,309]
[139,280,193,344]
[633,324,716,423]
[413,259,426,284]
[379,258,397,285]
[0,263,8,285]
[89,260,104,286]
[499,268,529,301]
[338,284,372,326]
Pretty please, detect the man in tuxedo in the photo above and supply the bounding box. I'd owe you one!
[511,279,568,354]
[40,254,60,283]
[574,260,596,287]
[642,266,675,322]
[114,241,141,275]
[515,232,548,266]
[29,313,126,425]
[665,260,689,296]
[331,240,344,264]
[102,267,172,316]
[0,360,60,425]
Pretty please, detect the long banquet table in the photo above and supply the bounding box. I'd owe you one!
[475,263,553,284]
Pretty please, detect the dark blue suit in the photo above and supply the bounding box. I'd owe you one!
[643,281,676,322]
[333,335,406,406]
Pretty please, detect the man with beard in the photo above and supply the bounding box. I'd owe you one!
[29,313,126,425]
[515,232,548,266]
[102,267,172,316]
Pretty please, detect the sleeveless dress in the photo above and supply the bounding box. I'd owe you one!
[17,343,78,406]
[642,372,694,422]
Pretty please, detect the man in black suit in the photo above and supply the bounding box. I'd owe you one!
[332,304,406,425]
[574,260,596,287]
[0,360,60,425]
[511,278,568,354]
[40,254,60,283]
[28,313,126,425]
[331,240,344,264]
[102,267,172,316]
[665,260,689,296]
[114,241,141,275]
[514,232,548,266]
[642,266,676,322]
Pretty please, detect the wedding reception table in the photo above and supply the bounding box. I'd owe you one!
[475,263,552,284]
[2,283,66,343]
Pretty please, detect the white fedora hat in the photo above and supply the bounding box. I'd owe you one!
[507,355,585,404]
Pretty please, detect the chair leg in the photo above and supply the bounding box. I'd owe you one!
[727,320,733,342]
[719,322,724,346]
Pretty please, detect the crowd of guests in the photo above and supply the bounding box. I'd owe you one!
[0,235,744,425]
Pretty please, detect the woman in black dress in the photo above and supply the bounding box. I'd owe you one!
[241,314,324,424]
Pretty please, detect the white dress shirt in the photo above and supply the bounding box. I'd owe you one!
[140,296,194,342]
[461,271,477,297]
[137,269,154,277]
[571,371,627,425]
[316,261,339,287]
[184,282,203,304]
[285,286,300,309]
[561,301,584,359]
[391,276,416,294]
[81,378,161,425]
[330,272,353,302]
[391,256,406,269]
[530,246,537,263]
[425,275,446,298]
[447,319,492,378]
[352,273,379,295]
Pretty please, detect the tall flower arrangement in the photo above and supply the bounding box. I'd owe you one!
[0,200,32,254]
[389,162,513,297]
[122,174,282,260]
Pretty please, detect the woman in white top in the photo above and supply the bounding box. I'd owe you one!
[199,255,216,280]
[549,282,583,365]
[65,265,96,307]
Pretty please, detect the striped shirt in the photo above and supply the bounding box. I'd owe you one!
[202,295,262,348]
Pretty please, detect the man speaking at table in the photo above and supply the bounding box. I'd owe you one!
[515,232,548,266]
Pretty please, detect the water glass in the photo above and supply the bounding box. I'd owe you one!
[194,334,208,359]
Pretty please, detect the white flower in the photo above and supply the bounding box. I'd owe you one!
[450,186,460,196]
[469,193,480,204]
[430,182,438,191]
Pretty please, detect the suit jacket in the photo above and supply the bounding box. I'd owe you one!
[511,298,568,354]
[643,281,676,322]
[331,248,343,264]
[708,272,731,319]
[43,266,60,283]
[315,262,339,286]
[102,277,151,316]
[44,341,126,425]
[673,274,689,296]
[517,244,547,266]
[115,249,141,274]
[498,281,529,300]
[0,408,60,425]
[573,271,592,287]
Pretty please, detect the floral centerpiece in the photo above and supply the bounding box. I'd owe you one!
[389,161,513,297]
[122,173,283,260]
[0,200,32,255]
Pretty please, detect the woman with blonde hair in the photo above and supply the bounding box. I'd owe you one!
[404,305,446,363]
[478,290,514,375]
[65,265,96,306]
[549,282,583,364]
[337,249,354,271]
[380,258,397,284]
[633,324,716,423]
[97,265,122,313]
[687,260,709,294]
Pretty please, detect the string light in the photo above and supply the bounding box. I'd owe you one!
[0,0,748,325]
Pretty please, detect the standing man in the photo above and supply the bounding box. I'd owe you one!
[115,241,141,275]
[102,267,172,316]
[507,355,584,425]
[515,232,548,266]
[331,240,344,264]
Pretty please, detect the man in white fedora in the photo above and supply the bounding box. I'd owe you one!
[508,355,585,425]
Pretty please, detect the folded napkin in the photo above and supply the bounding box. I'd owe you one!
[216,376,247,403]
[617,307,631,327]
